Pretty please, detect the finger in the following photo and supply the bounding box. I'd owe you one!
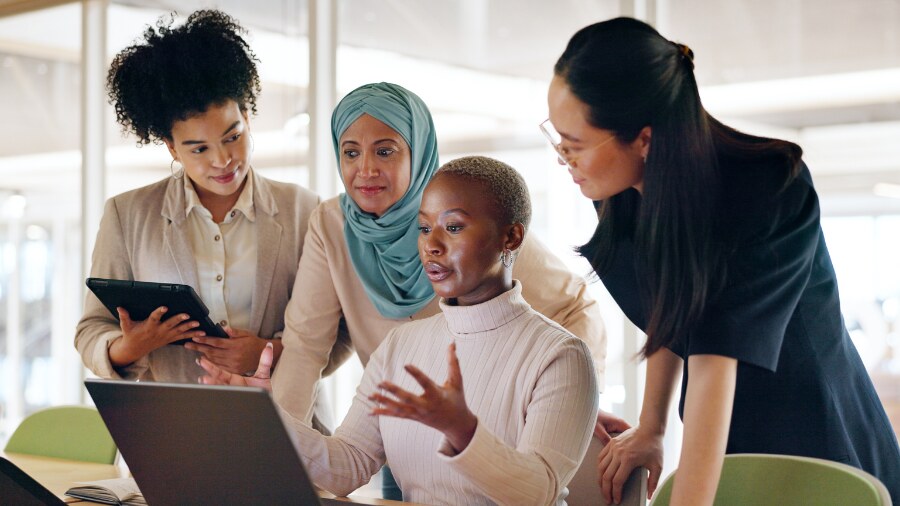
[254,343,274,380]
[594,419,612,443]
[377,381,423,406]
[647,466,661,500]
[196,357,231,383]
[597,446,614,485]
[170,319,201,336]
[191,336,228,348]
[183,342,216,354]
[369,393,417,415]
[162,313,192,331]
[446,342,464,389]
[116,308,132,331]
[148,306,169,323]
[223,326,252,338]
[611,464,634,504]
[402,365,440,396]
[601,457,620,504]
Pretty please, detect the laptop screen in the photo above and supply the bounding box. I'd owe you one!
[85,379,345,505]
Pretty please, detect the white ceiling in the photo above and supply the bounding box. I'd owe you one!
[1,0,900,219]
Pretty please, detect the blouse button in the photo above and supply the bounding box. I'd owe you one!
[216,274,223,282]
[230,211,236,218]
[219,320,227,327]
[214,234,221,241]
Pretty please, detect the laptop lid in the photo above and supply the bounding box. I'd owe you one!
[84,378,343,506]
[0,456,66,506]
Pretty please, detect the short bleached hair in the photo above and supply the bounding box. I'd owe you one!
[433,155,532,232]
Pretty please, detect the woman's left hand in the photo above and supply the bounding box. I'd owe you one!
[185,326,276,375]
[370,342,478,453]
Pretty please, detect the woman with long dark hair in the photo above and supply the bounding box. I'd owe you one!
[545,17,900,505]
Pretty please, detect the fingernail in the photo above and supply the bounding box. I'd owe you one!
[195,358,201,366]
[266,342,273,349]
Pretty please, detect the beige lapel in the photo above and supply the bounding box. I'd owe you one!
[249,172,282,334]
[160,176,200,288]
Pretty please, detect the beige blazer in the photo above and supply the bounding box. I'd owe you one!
[75,171,320,382]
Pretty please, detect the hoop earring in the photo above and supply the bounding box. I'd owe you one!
[500,249,513,269]
[170,159,183,178]
[249,133,255,155]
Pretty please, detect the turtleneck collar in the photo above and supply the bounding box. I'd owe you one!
[439,281,530,336]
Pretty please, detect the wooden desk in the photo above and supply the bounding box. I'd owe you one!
[2,451,126,504]
[2,451,409,505]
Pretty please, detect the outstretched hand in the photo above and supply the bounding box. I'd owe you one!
[370,342,477,453]
[197,342,274,391]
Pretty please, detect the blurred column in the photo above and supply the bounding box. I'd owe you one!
[4,210,23,432]
[619,0,659,25]
[51,216,80,404]
[80,0,107,401]
[308,0,338,198]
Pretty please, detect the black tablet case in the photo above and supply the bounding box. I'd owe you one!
[86,278,228,343]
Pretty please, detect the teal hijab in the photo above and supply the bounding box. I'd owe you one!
[332,82,439,319]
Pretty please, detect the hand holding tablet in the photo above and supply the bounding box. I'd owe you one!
[86,278,228,346]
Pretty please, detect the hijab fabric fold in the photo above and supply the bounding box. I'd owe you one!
[332,82,439,319]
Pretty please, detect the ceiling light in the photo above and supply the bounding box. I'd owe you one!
[873,183,900,199]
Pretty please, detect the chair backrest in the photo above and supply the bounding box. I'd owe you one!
[567,435,647,506]
[649,453,892,506]
[4,405,117,464]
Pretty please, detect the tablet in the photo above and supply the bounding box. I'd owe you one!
[86,277,227,343]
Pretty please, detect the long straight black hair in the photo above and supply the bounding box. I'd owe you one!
[555,18,802,357]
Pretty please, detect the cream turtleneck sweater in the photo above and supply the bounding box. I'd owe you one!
[282,281,599,505]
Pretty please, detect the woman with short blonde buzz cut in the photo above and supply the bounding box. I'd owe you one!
[202,156,599,505]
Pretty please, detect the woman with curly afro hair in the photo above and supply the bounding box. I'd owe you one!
[75,10,323,403]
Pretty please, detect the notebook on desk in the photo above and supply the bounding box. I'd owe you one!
[84,378,346,506]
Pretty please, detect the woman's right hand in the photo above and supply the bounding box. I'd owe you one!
[598,424,665,504]
[197,342,274,391]
[108,306,205,367]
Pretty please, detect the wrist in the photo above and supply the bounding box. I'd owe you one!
[638,416,667,437]
[446,412,478,453]
[109,336,143,368]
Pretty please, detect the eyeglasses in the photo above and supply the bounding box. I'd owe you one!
[539,118,616,167]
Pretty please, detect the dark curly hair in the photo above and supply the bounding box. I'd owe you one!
[107,9,261,144]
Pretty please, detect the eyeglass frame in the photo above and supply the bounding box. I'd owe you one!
[539,118,617,167]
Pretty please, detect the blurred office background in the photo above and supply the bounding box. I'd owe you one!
[1,0,899,477]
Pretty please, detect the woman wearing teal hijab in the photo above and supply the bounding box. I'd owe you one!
[271,82,607,500]
[335,82,439,319]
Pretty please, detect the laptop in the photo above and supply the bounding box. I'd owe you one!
[84,378,346,505]
[0,456,66,506]
[566,435,647,506]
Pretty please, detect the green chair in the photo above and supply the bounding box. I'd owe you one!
[4,405,117,465]
[650,453,892,506]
